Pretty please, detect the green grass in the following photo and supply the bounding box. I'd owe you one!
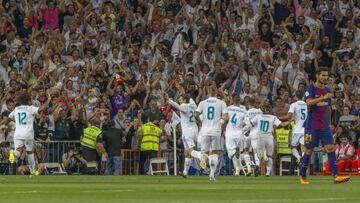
[0,176,359,203]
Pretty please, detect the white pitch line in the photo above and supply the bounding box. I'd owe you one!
[82,189,135,193]
[0,191,40,195]
[233,197,352,203]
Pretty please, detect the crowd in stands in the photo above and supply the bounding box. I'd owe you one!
[0,0,360,174]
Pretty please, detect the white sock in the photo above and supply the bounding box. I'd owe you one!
[191,150,202,160]
[292,148,301,159]
[232,157,240,174]
[209,154,219,177]
[244,154,251,170]
[27,153,36,174]
[254,153,260,166]
[183,158,191,175]
[232,156,239,169]
[266,158,273,176]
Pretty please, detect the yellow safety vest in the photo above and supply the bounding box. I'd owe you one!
[275,128,291,154]
[140,122,161,151]
[81,126,102,149]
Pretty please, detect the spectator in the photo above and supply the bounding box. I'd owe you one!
[40,0,63,30]
[34,110,50,163]
[325,133,355,173]
[272,96,290,120]
[338,106,358,143]
[102,120,125,175]
[53,108,70,141]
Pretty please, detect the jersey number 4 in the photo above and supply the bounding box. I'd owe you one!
[231,114,237,125]
[18,112,27,125]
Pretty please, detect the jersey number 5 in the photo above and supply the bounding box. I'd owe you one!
[300,109,306,120]
[18,112,27,125]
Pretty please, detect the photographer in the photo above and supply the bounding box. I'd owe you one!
[62,146,87,174]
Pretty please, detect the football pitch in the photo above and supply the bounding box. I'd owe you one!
[0,176,359,203]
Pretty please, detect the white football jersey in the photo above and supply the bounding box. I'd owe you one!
[245,108,263,133]
[8,105,39,140]
[251,114,281,136]
[288,100,307,134]
[168,98,198,132]
[226,105,247,133]
[196,97,227,136]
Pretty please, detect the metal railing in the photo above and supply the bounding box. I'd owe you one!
[35,141,80,163]
[0,140,328,175]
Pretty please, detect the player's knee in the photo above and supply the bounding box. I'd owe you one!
[184,149,191,157]
[324,145,335,153]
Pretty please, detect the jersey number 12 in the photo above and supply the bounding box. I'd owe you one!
[18,112,27,125]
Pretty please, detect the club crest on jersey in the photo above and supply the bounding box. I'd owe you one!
[305,91,309,97]
[317,101,328,106]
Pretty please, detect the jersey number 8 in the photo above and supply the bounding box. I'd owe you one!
[207,106,215,120]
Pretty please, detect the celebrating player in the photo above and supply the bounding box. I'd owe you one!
[8,92,51,176]
[243,98,263,176]
[167,94,200,178]
[250,103,290,176]
[280,91,308,164]
[224,96,247,176]
[196,86,227,181]
[300,67,350,184]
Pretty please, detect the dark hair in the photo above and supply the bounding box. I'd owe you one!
[67,146,75,152]
[233,96,241,104]
[18,92,31,105]
[248,97,256,105]
[316,67,329,75]
[296,91,304,100]
[6,99,14,105]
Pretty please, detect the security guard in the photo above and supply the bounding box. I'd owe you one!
[139,117,161,174]
[81,118,107,171]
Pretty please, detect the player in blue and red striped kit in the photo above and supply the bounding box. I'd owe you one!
[300,67,350,184]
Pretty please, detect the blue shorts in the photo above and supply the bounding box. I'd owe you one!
[304,129,334,148]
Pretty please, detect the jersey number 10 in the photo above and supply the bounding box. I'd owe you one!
[260,120,269,132]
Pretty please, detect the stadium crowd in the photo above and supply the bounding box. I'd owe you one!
[0,0,360,175]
